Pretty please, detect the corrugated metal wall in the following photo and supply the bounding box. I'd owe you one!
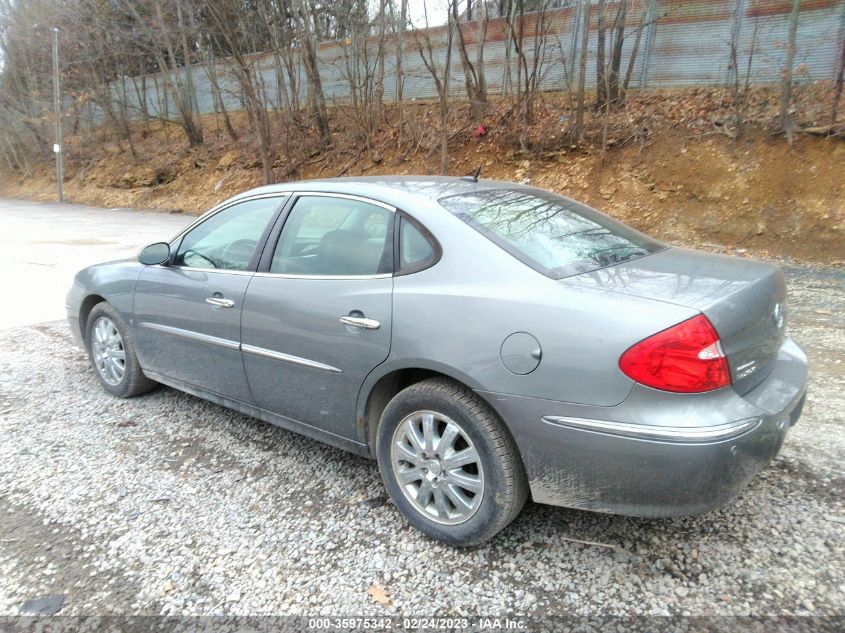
[104,0,845,121]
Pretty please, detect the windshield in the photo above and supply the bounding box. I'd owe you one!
[439,188,664,279]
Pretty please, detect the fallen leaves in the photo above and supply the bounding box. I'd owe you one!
[367,584,391,606]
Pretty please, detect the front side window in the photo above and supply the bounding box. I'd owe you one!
[174,197,282,271]
[270,196,393,276]
[439,189,663,279]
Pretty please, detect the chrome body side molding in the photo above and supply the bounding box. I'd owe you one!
[139,322,342,374]
[137,322,240,351]
[541,415,762,443]
[240,344,343,374]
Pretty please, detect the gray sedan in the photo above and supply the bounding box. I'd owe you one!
[66,177,808,545]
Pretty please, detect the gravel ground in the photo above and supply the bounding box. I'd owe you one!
[0,264,843,618]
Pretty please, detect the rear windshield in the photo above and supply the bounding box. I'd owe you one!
[439,188,664,279]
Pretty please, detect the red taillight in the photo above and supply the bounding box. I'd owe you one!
[619,314,731,393]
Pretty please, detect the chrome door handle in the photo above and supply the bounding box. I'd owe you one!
[340,316,380,330]
[206,297,235,308]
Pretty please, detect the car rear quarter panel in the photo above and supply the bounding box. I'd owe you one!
[383,202,700,408]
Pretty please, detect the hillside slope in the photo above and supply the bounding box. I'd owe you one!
[2,90,843,263]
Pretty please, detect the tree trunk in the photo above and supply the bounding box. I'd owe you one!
[375,0,387,116]
[115,72,137,158]
[413,0,454,174]
[207,52,238,142]
[830,0,845,125]
[441,13,455,175]
[176,0,200,122]
[476,8,489,106]
[780,0,801,144]
[622,0,653,98]
[125,0,203,146]
[608,0,627,106]
[452,0,484,118]
[203,1,272,183]
[575,0,591,142]
[397,0,407,148]
[297,0,331,148]
[596,0,607,110]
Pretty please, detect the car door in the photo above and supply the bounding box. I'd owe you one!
[240,193,394,439]
[133,194,287,402]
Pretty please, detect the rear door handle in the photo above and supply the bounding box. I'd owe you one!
[339,316,380,330]
[206,297,235,308]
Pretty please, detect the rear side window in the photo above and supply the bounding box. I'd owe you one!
[270,196,393,276]
[439,189,663,279]
[399,218,437,272]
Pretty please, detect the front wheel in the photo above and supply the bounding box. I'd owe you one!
[376,378,528,546]
[85,302,157,398]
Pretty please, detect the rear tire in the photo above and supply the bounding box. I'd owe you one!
[85,302,156,398]
[376,378,528,546]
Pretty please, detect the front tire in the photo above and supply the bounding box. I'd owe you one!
[85,302,156,398]
[376,378,528,546]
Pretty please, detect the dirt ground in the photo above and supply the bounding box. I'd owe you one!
[2,88,843,264]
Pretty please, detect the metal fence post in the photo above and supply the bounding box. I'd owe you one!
[52,27,63,203]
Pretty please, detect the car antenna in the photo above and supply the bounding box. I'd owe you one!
[460,166,482,183]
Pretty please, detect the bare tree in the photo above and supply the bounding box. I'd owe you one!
[607,0,626,105]
[779,0,801,144]
[265,0,303,122]
[374,0,387,116]
[830,0,845,126]
[474,2,490,112]
[575,0,591,141]
[596,0,608,109]
[622,0,654,97]
[727,0,744,137]
[506,0,552,129]
[121,0,204,146]
[395,0,408,147]
[175,0,201,123]
[452,0,489,119]
[413,1,456,175]
[196,26,238,142]
[75,7,137,157]
[339,0,389,159]
[725,2,761,139]
[202,0,274,183]
[600,0,660,109]
[295,0,331,148]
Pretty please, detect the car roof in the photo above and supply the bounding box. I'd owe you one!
[224,176,529,208]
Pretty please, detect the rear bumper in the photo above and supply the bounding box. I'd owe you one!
[479,336,808,517]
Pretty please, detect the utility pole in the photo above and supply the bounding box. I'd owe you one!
[52,27,63,202]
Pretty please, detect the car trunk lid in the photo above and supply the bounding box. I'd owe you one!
[564,247,787,394]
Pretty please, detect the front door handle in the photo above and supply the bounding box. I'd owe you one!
[206,297,235,308]
[339,316,380,330]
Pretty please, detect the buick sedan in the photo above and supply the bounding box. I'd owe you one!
[67,177,808,545]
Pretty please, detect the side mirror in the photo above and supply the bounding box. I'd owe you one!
[138,242,171,266]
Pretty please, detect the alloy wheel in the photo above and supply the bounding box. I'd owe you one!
[91,316,126,386]
[390,410,484,525]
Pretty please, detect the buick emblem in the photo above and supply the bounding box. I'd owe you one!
[772,302,785,329]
